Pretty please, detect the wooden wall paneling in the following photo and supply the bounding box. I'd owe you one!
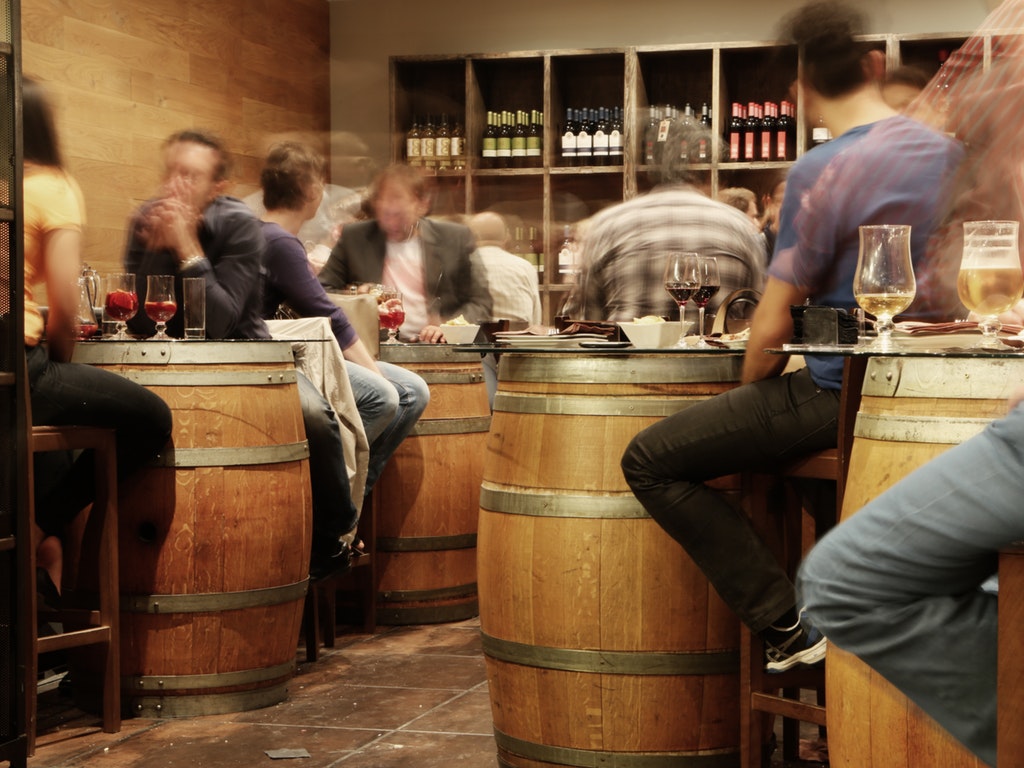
[22,0,330,281]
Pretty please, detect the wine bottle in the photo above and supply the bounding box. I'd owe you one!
[642,105,660,165]
[812,113,832,146]
[511,110,528,167]
[421,115,436,169]
[561,107,578,166]
[496,110,512,168]
[694,102,711,162]
[608,106,624,165]
[481,111,497,169]
[677,103,696,162]
[776,100,795,161]
[655,104,675,165]
[760,102,776,161]
[450,119,466,170]
[728,103,743,161]
[592,106,610,165]
[527,109,543,167]
[435,113,451,170]
[406,116,422,167]
[744,101,759,161]
[576,108,594,166]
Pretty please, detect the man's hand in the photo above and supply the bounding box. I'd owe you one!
[417,324,445,344]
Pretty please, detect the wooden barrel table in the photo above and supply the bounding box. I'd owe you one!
[74,340,311,718]
[828,354,1017,768]
[479,350,744,768]
[375,344,491,624]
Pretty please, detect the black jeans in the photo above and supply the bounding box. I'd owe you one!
[27,344,173,536]
[620,367,841,633]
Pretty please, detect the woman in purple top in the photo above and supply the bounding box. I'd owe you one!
[259,142,429,497]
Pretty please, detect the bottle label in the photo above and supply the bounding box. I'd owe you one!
[422,141,435,157]
[657,119,671,142]
[576,132,593,155]
[436,137,451,158]
[744,133,755,161]
[406,138,421,159]
[776,132,788,161]
[511,137,527,157]
[526,136,541,156]
[761,134,772,161]
[609,130,623,156]
[450,136,464,157]
[593,130,609,156]
[482,137,497,158]
[812,126,831,144]
[496,138,512,158]
[696,138,708,161]
[561,131,577,158]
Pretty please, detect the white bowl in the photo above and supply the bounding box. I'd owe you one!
[617,320,692,348]
[441,323,481,344]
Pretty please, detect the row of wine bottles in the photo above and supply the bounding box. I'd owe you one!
[559,106,625,166]
[406,114,467,170]
[641,102,712,166]
[481,109,544,168]
[725,100,799,162]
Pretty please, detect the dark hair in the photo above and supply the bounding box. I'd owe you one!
[369,163,431,206]
[22,76,63,168]
[658,119,718,185]
[260,142,325,211]
[164,128,232,181]
[885,64,931,91]
[780,1,871,98]
[717,187,757,214]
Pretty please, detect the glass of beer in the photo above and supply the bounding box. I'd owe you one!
[854,225,916,350]
[958,220,1023,347]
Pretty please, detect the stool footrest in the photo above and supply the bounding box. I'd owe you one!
[751,691,827,725]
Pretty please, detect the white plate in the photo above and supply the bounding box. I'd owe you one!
[496,333,610,347]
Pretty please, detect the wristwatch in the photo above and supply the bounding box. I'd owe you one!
[179,254,206,271]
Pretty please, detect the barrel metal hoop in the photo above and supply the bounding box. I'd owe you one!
[72,340,296,366]
[154,441,310,467]
[122,578,309,614]
[480,484,649,519]
[863,355,1021,399]
[494,391,698,417]
[377,533,477,552]
[493,728,740,768]
[115,370,298,387]
[853,412,991,444]
[128,683,289,719]
[481,632,739,676]
[376,600,479,625]
[411,417,491,436]
[416,371,486,384]
[499,354,743,385]
[125,661,295,692]
[380,582,478,602]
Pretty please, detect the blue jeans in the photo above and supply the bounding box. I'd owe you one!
[345,360,428,495]
[621,366,841,633]
[297,372,359,552]
[27,344,173,536]
[797,406,1024,768]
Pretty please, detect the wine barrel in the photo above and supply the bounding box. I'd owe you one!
[73,340,311,718]
[479,351,744,768]
[375,344,490,624]
[828,355,1014,768]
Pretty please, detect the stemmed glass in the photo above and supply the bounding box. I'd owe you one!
[664,252,700,347]
[104,273,139,341]
[853,225,916,350]
[378,288,405,344]
[691,256,721,348]
[145,274,177,340]
[957,220,1024,348]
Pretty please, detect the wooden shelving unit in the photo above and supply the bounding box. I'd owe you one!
[391,31,971,323]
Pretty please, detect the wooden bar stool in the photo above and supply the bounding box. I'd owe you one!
[998,544,1024,768]
[739,357,865,768]
[22,357,120,754]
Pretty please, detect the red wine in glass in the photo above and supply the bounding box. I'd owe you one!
[74,321,99,340]
[145,300,178,323]
[380,306,405,331]
[693,256,721,347]
[378,289,405,344]
[664,252,700,346]
[665,283,695,305]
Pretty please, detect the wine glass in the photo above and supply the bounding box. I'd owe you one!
[145,274,177,340]
[664,252,700,347]
[853,225,916,350]
[73,277,100,340]
[957,220,1024,348]
[104,273,139,341]
[378,288,405,344]
[692,256,721,348]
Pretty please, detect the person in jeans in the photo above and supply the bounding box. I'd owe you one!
[22,76,172,595]
[258,141,428,496]
[620,0,965,671]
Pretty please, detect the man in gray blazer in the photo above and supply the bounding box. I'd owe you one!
[319,165,492,343]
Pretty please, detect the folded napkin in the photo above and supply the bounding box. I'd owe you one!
[896,321,1024,336]
[495,322,617,338]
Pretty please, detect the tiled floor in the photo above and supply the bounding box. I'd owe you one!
[28,617,826,768]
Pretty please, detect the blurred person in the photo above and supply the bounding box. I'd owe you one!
[759,174,787,261]
[259,141,428,497]
[561,118,766,326]
[318,164,492,343]
[621,0,965,675]
[124,129,360,580]
[466,211,542,325]
[716,187,761,229]
[22,76,172,595]
[797,5,1024,766]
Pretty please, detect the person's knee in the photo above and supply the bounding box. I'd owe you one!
[621,431,653,491]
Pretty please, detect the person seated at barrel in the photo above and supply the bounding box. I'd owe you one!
[621,0,965,673]
[123,128,358,580]
[22,75,172,597]
[559,118,766,326]
[258,141,429,499]
[317,163,493,343]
